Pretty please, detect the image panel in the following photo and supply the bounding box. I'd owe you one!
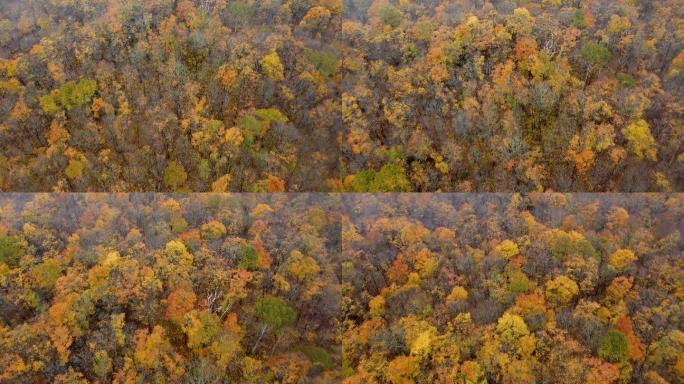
[340,193,684,383]
[0,193,343,382]
[0,1,341,191]
[340,1,684,192]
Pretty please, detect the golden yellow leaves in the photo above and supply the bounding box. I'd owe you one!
[133,325,183,376]
[369,295,385,318]
[0,353,30,381]
[200,220,227,241]
[27,259,62,291]
[273,273,291,293]
[261,51,285,81]
[607,15,631,35]
[111,313,126,346]
[400,315,437,358]
[211,174,232,192]
[286,250,321,282]
[494,239,520,260]
[510,8,535,36]
[386,355,419,384]
[224,126,244,146]
[432,152,450,174]
[65,159,85,181]
[300,6,332,31]
[343,93,372,155]
[251,203,274,217]
[446,285,468,302]
[545,275,579,307]
[608,249,637,271]
[399,223,430,247]
[383,98,412,129]
[622,119,657,160]
[566,120,617,176]
[164,240,193,267]
[496,313,530,350]
[414,248,437,277]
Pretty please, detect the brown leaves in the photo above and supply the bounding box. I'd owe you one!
[615,316,645,361]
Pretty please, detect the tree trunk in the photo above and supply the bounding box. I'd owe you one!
[250,324,269,354]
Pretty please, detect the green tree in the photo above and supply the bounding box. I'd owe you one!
[39,92,60,114]
[349,163,412,192]
[65,159,85,180]
[28,260,62,291]
[163,161,188,190]
[58,79,97,110]
[92,350,112,378]
[379,4,402,28]
[598,329,629,363]
[0,235,25,266]
[581,42,611,69]
[251,295,297,354]
[255,296,296,330]
[301,346,334,371]
[239,245,260,271]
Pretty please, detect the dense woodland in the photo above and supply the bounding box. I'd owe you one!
[0,194,342,383]
[0,0,340,191]
[1,0,683,382]
[341,193,684,383]
[1,193,683,383]
[341,0,684,192]
[1,0,682,192]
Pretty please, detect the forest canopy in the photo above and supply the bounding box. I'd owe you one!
[0,0,682,191]
[0,0,341,191]
[340,193,684,383]
[0,193,342,383]
[341,0,684,192]
[1,1,683,383]
[0,193,683,383]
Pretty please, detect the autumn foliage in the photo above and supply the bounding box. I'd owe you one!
[341,0,684,192]
[0,0,681,191]
[340,193,684,383]
[0,194,341,382]
[0,0,340,191]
